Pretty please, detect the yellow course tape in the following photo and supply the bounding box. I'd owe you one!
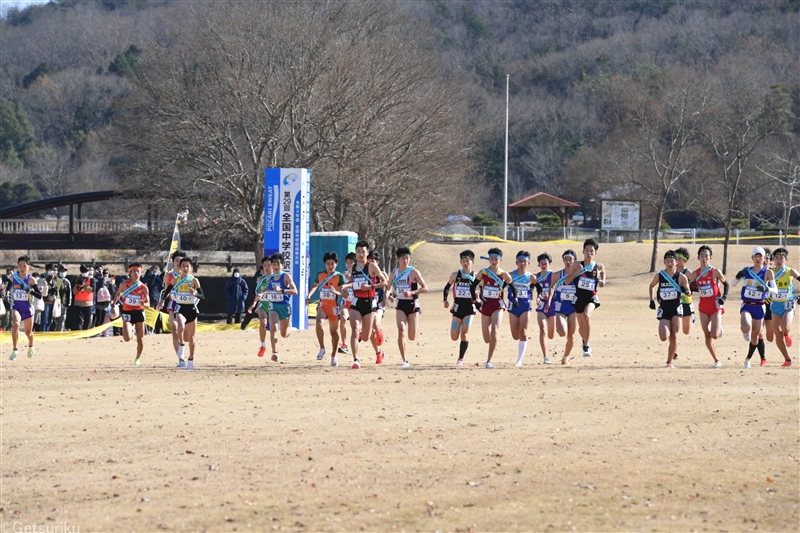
[0,307,260,343]
[430,232,519,243]
[429,233,584,245]
[435,232,798,246]
[409,240,426,253]
[641,234,799,244]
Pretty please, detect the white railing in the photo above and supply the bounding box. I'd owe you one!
[0,219,157,233]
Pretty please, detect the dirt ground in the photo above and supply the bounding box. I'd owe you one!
[1,242,798,532]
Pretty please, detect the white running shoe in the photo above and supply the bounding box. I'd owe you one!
[583,345,592,357]
[514,359,523,367]
[134,358,141,366]
[744,360,751,369]
[456,359,464,366]
[543,356,551,365]
[9,349,18,361]
[331,355,338,367]
[177,344,185,358]
[719,327,724,338]
[401,360,410,368]
[485,361,495,369]
[27,346,34,358]
[187,359,194,371]
[713,361,722,368]
[176,360,186,368]
[742,332,750,342]
[316,349,325,361]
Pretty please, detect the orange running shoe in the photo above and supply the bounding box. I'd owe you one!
[782,359,792,367]
[376,350,384,364]
[257,346,266,358]
[784,333,793,348]
[375,328,384,346]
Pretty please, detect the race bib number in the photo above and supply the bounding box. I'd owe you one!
[659,288,679,301]
[320,288,335,300]
[353,279,365,290]
[122,313,131,322]
[267,292,283,303]
[175,292,195,304]
[774,288,790,302]
[13,289,28,301]
[124,294,142,307]
[698,285,714,298]
[560,286,576,302]
[743,288,763,300]
[395,281,410,293]
[483,286,500,299]
[455,286,472,299]
[451,303,459,312]
[577,277,596,291]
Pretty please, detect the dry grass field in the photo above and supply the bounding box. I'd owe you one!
[1,242,798,532]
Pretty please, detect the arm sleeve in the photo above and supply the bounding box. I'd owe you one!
[767,279,778,294]
[159,285,171,303]
[195,286,206,300]
[29,285,43,299]
[722,280,729,298]
[442,282,452,301]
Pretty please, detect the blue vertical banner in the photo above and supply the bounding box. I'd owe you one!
[264,168,311,330]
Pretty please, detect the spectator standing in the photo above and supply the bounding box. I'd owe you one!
[225,268,249,324]
[41,264,59,332]
[93,269,113,330]
[32,272,47,332]
[0,270,7,330]
[72,265,96,330]
[53,265,72,332]
[240,263,265,330]
[2,268,13,331]
[142,265,163,334]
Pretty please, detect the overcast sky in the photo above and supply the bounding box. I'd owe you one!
[0,0,49,17]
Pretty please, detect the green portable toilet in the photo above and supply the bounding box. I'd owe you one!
[309,231,358,288]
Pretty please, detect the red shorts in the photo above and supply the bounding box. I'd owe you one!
[698,297,724,316]
[480,298,506,317]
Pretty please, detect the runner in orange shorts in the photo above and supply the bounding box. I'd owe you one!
[307,252,346,367]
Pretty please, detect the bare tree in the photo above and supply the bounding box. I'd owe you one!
[698,74,792,273]
[113,0,472,260]
[757,136,800,237]
[606,66,711,271]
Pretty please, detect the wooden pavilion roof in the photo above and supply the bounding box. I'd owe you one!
[508,192,580,209]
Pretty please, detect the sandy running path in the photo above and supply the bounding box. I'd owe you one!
[1,243,797,532]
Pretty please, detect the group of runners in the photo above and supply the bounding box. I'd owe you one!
[649,245,797,368]
[4,239,797,370]
[305,239,605,369]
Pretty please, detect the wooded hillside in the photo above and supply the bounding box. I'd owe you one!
[1,0,798,255]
